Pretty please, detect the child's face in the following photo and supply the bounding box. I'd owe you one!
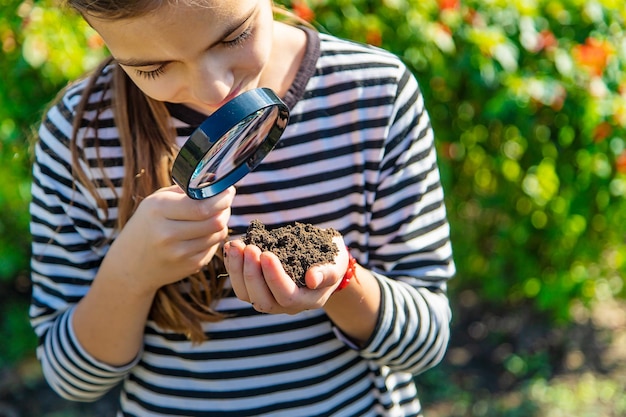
[87,0,274,115]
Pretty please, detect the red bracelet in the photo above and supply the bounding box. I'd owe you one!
[334,247,357,293]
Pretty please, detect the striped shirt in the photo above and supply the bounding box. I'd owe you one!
[30,28,455,417]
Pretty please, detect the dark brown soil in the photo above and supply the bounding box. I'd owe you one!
[243,220,339,287]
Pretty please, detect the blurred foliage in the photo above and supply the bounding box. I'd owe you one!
[284,0,626,322]
[0,301,37,368]
[419,368,626,417]
[0,0,107,282]
[0,0,106,364]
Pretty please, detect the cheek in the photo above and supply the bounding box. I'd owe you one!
[247,52,267,76]
[248,32,272,71]
[126,75,181,103]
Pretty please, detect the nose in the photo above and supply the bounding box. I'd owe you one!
[189,58,234,106]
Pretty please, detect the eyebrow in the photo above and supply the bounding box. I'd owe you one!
[114,6,257,67]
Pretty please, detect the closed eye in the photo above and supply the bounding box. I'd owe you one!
[127,17,254,80]
[134,65,167,80]
[223,26,253,48]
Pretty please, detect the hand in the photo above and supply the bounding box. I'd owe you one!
[104,185,235,295]
[223,236,349,314]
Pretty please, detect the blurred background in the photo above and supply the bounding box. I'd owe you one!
[1,0,625,416]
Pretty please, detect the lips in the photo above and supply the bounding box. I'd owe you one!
[217,86,243,108]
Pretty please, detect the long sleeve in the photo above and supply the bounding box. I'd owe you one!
[344,66,454,374]
[29,74,137,402]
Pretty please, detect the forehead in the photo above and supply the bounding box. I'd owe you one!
[87,1,243,35]
[86,0,258,61]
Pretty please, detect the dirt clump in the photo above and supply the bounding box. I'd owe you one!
[243,220,339,287]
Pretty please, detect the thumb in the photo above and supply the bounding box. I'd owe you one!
[158,184,187,194]
[304,240,350,290]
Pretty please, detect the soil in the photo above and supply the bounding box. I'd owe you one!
[243,220,339,287]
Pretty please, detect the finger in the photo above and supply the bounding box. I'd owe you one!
[165,205,231,242]
[303,262,345,291]
[304,238,349,290]
[181,187,235,221]
[242,246,278,312]
[259,253,329,313]
[224,240,250,302]
[157,184,186,195]
[179,243,221,276]
[168,226,228,262]
[152,186,235,222]
[259,251,299,303]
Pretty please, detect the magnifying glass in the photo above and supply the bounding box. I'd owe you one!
[172,88,290,199]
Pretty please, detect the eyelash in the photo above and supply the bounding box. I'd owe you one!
[224,26,253,48]
[135,66,166,80]
[134,27,253,80]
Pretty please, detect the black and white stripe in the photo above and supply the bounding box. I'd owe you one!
[30,29,454,416]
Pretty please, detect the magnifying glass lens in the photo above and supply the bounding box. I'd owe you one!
[189,107,278,189]
[172,88,289,199]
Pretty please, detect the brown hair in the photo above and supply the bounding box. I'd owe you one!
[64,0,311,343]
[65,0,232,344]
[67,57,229,343]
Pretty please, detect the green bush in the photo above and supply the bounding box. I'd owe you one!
[0,0,107,282]
[0,0,107,364]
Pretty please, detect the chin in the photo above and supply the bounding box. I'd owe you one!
[185,102,220,115]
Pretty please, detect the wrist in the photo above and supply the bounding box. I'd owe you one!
[324,249,381,345]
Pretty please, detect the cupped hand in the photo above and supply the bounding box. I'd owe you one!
[104,185,235,295]
[224,236,349,314]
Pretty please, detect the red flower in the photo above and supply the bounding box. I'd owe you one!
[366,28,383,46]
[439,0,459,11]
[537,30,557,52]
[616,151,626,174]
[438,143,449,160]
[87,33,105,50]
[463,8,485,27]
[593,122,612,143]
[292,0,315,22]
[572,37,613,76]
[437,21,453,36]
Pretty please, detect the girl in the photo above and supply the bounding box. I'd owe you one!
[29,0,455,415]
